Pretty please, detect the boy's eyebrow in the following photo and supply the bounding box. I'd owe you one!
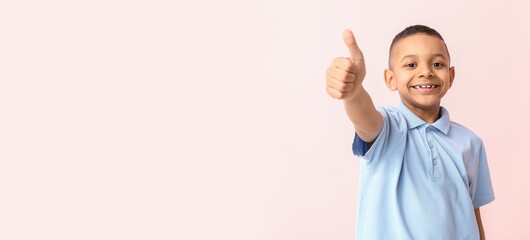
[399,53,447,62]
[431,53,447,60]
[399,55,416,62]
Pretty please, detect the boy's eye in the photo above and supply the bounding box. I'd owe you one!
[405,63,416,68]
[432,62,445,67]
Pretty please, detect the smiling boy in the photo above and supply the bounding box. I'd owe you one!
[326,25,494,239]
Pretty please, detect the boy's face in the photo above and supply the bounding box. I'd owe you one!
[385,34,455,113]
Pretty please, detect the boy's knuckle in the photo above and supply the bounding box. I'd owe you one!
[337,70,346,80]
[345,72,355,82]
[345,82,353,90]
[347,64,356,73]
[332,57,342,66]
[338,82,347,91]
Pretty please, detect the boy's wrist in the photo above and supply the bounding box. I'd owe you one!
[342,85,366,103]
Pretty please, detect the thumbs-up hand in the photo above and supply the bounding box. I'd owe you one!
[326,30,367,101]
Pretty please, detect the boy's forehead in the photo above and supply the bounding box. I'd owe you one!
[391,34,449,59]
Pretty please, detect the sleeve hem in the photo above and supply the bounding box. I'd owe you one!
[352,133,370,157]
[473,195,495,208]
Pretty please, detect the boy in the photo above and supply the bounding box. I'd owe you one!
[325,25,494,240]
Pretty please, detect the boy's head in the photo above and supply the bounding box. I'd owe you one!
[388,25,450,69]
[384,25,455,115]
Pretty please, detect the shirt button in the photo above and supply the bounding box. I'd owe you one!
[428,141,434,148]
[433,159,438,165]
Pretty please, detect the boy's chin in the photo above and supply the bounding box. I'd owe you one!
[402,98,442,109]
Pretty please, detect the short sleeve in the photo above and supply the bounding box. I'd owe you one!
[351,108,391,163]
[352,133,370,156]
[470,141,495,208]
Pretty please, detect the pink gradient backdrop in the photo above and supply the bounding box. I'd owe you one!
[1,0,528,239]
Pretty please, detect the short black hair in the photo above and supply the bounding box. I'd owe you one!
[389,25,450,67]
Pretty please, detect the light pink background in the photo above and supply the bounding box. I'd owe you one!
[1,0,528,239]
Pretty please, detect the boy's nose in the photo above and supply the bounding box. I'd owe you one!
[418,71,435,78]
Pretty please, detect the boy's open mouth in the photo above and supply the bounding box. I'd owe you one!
[411,85,440,89]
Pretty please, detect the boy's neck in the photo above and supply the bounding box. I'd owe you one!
[403,103,441,124]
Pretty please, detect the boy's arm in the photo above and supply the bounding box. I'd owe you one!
[475,208,485,240]
[343,88,382,142]
[326,30,383,142]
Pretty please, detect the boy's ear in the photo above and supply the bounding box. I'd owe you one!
[384,69,397,91]
[449,66,455,87]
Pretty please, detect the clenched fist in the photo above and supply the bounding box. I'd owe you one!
[326,30,367,101]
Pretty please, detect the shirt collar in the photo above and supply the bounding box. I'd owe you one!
[396,101,451,135]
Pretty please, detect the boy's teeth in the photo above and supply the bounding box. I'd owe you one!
[413,85,438,89]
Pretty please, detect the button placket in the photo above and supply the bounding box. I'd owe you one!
[426,126,441,181]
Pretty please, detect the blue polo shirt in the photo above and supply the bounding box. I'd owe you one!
[352,102,495,240]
